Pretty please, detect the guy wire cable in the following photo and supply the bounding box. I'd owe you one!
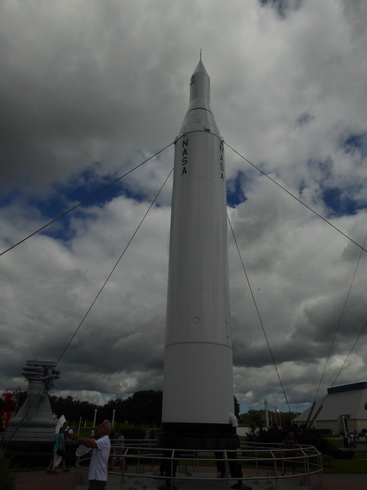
[227,214,291,413]
[314,229,367,402]
[330,318,367,388]
[4,141,364,434]
[54,166,174,367]
[0,141,174,257]
[224,141,367,255]
[225,141,367,406]
[3,164,174,445]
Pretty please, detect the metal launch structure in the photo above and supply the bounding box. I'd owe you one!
[6,360,59,443]
[145,59,323,489]
[160,59,238,452]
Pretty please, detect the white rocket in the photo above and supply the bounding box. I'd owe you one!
[161,60,237,449]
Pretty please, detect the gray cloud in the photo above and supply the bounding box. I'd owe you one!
[1,0,367,414]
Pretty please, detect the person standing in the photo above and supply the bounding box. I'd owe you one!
[108,428,119,470]
[114,429,126,471]
[47,426,66,473]
[69,419,111,490]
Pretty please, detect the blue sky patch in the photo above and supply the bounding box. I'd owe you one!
[258,0,302,18]
[322,186,359,217]
[342,132,366,155]
[227,171,246,208]
[24,165,148,241]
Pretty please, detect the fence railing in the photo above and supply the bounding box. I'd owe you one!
[76,439,324,490]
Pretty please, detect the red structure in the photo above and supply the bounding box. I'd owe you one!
[0,389,19,429]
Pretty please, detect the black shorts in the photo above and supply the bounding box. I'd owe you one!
[89,480,107,490]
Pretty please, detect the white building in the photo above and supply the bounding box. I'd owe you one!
[294,382,367,435]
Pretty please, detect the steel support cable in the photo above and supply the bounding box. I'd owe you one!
[227,214,291,412]
[314,230,367,401]
[55,166,174,367]
[224,142,367,255]
[224,141,367,402]
[330,319,367,388]
[3,165,174,445]
[0,141,174,257]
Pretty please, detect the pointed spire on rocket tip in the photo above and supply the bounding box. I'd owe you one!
[189,57,210,106]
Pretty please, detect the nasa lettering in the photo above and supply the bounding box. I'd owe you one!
[182,138,188,175]
[219,140,224,179]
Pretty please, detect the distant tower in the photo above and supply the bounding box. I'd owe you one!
[161,60,238,450]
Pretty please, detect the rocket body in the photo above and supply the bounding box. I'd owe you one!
[161,61,237,449]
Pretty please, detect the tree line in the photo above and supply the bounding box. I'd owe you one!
[49,391,241,427]
[50,390,163,426]
[14,388,294,429]
[238,409,300,428]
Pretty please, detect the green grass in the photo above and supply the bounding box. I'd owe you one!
[323,455,367,474]
[322,438,367,474]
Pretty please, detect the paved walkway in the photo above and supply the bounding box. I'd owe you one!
[14,467,78,490]
[13,468,367,490]
[323,474,367,489]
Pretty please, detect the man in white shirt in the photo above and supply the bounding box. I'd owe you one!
[69,419,111,489]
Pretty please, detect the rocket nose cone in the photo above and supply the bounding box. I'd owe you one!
[190,60,210,104]
[193,59,208,76]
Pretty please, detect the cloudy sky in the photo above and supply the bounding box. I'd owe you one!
[1,0,367,416]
